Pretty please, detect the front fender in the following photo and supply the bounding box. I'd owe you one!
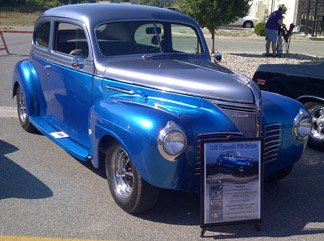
[12,60,40,117]
[262,91,308,174]
[90,95,239,191]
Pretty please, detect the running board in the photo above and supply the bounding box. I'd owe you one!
[29,116,90,161]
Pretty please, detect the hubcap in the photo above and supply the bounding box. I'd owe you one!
[112,147,134,199]
[18,90,27,123]
[310,106,324,141]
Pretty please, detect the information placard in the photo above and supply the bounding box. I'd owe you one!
[200,138,263,228]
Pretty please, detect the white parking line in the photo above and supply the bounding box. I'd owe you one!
[0,106,17,118]
[0,236,114,241]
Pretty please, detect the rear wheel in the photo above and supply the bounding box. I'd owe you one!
[16,86,36,133]
[243,21,253,28]
[304,102,324,151]
[105,142,159,213]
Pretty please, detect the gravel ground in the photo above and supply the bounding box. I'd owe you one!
[218,51,324,78]
[203,27,324,77]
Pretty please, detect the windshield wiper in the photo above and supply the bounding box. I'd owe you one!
[142,53,189,60]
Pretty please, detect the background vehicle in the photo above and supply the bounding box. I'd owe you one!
[12,3,311,214]
[253,61,324,151]
[229,16,261,28]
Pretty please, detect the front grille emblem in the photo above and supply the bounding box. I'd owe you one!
[232,113,249,118]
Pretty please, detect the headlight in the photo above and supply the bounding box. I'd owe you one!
[158,121,187,161]
[293,108,312,141]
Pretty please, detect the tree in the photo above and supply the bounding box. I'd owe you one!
[183,0,250,53]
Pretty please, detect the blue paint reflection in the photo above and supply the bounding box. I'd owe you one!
[139,119,153,128]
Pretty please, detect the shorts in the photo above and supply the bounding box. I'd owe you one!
[265,28,278,42]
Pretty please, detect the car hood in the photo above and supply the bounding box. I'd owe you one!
[256,62,324,80]
[102,58,255,103]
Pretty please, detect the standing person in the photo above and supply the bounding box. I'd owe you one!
[265,5,287,57]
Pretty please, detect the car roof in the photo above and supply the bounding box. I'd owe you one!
[41,3,197,29]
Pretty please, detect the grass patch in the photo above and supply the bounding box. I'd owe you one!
[0,11,41,28]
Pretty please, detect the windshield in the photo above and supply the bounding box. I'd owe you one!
[95,21,203,57]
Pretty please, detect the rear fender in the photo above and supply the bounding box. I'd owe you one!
[297,95,324,105]
[12,60,40,117]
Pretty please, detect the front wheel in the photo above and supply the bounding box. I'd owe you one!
[105,142,160,213]
[16,86,36,133]
[304,102,324,151]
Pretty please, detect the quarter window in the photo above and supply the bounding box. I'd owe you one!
[34,22,50,49]
[54,22,89,58]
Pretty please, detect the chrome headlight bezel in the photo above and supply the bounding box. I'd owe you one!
[293,108,312,141]
[158,121,187,162]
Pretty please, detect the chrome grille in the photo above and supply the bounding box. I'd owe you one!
[206,99,258,138]
[216,103,255,113]
[263,124,281,164]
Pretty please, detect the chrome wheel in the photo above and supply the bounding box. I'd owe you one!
[106,142,160,213]
[111,146,134,199]
[16,86,35,133]
[309,105,324,141]
[17,88,27,124]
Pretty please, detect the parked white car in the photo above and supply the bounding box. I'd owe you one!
[229,16,261,28]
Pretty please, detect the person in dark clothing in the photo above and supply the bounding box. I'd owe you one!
[265,5,287,57]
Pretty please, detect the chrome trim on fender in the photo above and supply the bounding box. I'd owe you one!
[297,95,324,103]
[105,85,135,95]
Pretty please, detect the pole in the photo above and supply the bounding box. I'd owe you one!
[0,31,9,54]
[312,0,319,36]
[305,0,311,34]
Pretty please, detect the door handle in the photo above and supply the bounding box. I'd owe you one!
[72,57,85,70]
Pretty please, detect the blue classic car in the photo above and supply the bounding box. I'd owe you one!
[12,3,311,213]
[217,151,253,172]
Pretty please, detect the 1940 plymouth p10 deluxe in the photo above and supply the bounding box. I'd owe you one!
[13,3,311,213]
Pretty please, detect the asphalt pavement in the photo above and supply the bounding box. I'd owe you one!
[1,30,324,241]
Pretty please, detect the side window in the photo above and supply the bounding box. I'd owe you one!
[34,22,50,49]
[54,22,89,58]
[171,24,202,54]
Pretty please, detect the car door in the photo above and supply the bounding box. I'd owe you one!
[30,19,51,116]
[45,20,94,148]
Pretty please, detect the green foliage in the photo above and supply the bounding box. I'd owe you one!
[135,0,179,7]
[0,0,98,9]
[255,22,266,36]
[183,0,250,53]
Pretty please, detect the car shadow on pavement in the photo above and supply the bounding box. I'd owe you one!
[135,147,324,239]
[73,156,107,179]
[0,139,53,200]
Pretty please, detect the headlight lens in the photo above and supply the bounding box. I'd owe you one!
[158,121,187,161]
[293,108,312,141]
[164,131,186,155]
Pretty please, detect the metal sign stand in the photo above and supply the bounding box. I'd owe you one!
[200,223,261,238]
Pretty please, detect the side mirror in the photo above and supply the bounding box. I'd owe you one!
[212,52,222,62]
